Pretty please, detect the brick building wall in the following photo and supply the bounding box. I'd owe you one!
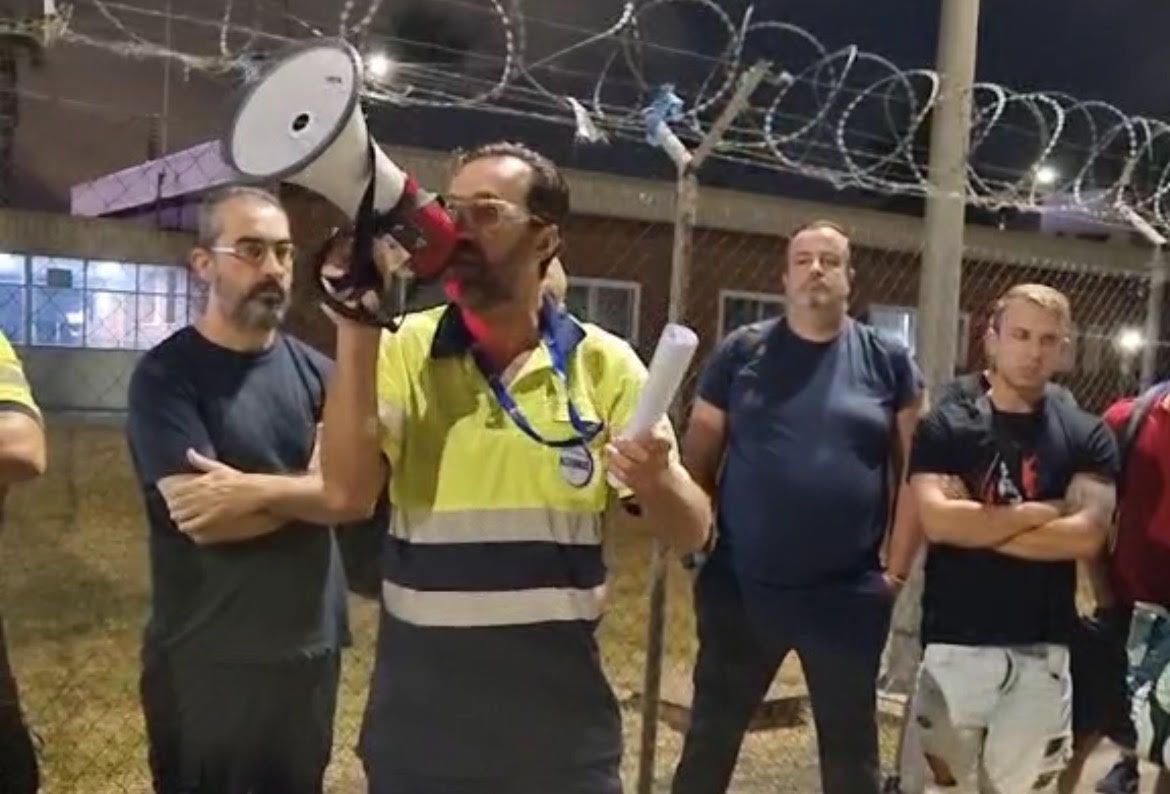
[279,181,1157,414]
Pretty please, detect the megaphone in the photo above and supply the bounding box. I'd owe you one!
[222,38,458,327]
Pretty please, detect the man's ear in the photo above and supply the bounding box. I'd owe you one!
[984,327,999,365]
[535,225,561,264]
[188,247,212,285]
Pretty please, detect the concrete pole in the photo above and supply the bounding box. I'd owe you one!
[1141,246,1165,391]
[916,0,981,389]
[1119,205,1166,392]
[886,2,981,791]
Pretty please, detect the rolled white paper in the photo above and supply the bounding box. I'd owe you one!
[608,322,700,488]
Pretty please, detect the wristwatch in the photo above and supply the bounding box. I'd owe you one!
[681,525,717,571]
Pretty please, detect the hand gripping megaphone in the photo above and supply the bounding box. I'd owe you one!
[222,39,457,329]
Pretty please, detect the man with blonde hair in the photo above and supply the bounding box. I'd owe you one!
[907,283,1119,792]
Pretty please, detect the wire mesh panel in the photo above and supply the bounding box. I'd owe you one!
[0,3,1167,793]
[0,213,1162,794]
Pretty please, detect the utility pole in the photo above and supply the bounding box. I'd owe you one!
[885,1,981,791]
[917,0,981,390]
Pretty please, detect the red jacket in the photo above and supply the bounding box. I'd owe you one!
[1103,396,1170,607]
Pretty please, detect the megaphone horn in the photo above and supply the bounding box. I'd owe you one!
[222,38,458,328]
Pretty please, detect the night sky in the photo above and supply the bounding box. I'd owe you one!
[13,1,1170,213]
[344,0,1170,215]
[721,0,1167,115]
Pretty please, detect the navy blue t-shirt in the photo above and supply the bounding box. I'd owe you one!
[125,326,350,663]
[699,317,923,591]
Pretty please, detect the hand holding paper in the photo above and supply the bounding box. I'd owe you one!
[607,323,699,489]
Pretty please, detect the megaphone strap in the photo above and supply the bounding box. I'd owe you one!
[315,124,409,331]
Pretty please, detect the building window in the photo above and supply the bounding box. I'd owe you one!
[135,264,189,349]
[1,254,190,350]
[719,290,783,337]
[565,278,640,343]
[0,254,26,345]
[868,304,970,365]
[31,257,84,348]
[85,260,138,349]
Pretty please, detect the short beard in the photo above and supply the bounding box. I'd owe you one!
[220,277,288,331]
[233,296,287,331]
[449,246,530,312]
[454,276,514,312]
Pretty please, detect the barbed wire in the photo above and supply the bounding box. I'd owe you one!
[43,0,1170,237]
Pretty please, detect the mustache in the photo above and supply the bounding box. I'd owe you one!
[450,238,485,261]
[246,282,287,301]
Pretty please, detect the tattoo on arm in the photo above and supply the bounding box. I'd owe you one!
[935,474,971,501]
[1065,473,1117,527]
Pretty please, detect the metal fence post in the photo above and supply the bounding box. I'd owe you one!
[635,62,769,794]
[636,170,697,794]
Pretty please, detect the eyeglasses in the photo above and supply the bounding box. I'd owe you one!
[444,197,549,230]
[209,237,297,268]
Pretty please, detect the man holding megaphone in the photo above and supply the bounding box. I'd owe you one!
[316,141,712,793]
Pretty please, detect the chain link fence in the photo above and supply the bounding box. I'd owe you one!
[0,114,1164,794]
[0,2,1158,789]
[605,221,1165,792]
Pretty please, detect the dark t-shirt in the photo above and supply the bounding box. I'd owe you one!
[125,326,350,663]
[909,390,1118,646]
[699,317,923,592]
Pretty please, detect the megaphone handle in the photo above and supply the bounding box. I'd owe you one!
[313,130,410,331]
[313,226,403,331]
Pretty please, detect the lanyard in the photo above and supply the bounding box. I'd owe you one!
[471,316,603,449]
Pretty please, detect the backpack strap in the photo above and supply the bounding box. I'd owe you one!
[733,318,778,373]
[1118,381,1170,496]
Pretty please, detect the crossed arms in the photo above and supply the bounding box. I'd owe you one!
[911,470,1115,561]
[155,428,372,546]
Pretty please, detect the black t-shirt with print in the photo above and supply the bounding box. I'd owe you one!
[909,393,1118,647]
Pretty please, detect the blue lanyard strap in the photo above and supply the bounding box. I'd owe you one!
[472,317,604,449]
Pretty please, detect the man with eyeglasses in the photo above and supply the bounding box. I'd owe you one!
[126,185,373,794]
[317,140,712,794]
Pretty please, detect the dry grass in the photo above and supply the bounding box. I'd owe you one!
[2,419,890,794]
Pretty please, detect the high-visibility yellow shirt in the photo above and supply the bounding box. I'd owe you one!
[0,332,39,420]
[364,300,673,778]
